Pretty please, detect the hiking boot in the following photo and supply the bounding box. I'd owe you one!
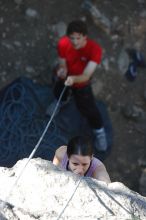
[93,127,107,152]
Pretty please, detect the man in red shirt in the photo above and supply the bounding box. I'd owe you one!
[49,20,107,152]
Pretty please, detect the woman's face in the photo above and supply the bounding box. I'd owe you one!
[69,32,87,49]
[68,154,92,176]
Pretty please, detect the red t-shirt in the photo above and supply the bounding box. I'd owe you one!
[57,36,102,88]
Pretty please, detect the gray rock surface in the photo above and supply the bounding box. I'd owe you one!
[0,158,146,220]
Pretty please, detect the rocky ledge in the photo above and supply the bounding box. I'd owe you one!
[0,158,146,220]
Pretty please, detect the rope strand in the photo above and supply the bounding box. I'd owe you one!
[1,85,67,209]
[56,177,83,220]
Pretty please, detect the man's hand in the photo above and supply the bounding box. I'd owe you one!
[57,67,67,79]
[64,76,75,86]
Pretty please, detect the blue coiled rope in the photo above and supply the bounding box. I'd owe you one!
[0,77,66,167]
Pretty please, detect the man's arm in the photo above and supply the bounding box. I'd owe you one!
[93,164,111,184]
[56,58,67,79]
[65,61,97,86]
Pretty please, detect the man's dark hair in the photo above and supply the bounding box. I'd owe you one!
[66,20,88,36]
[67,135,93,158]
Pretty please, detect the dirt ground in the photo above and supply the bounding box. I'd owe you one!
[0,0,146,193]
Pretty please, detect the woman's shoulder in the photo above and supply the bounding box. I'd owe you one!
[55,145,67,160]
[92,157,103,166]
[92,157,111,183]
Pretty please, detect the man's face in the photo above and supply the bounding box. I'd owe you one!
[68,154,91,176]
[69,32,87,49]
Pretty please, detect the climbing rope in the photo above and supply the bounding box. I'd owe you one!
[0,80,83,218]
[56,176,83,220]
[1,85,67,209]
[0,79,69,166]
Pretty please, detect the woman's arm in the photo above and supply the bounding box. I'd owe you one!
[92,164,111,184]
[53,153,61,166]
[53,146,67,166]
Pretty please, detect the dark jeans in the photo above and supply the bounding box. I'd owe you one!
[54,79,103,129]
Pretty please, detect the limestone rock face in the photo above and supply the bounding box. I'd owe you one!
[0,158,146,220]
